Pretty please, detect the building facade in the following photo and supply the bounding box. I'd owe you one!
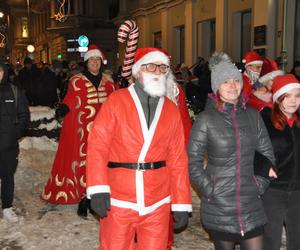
[2,0,118,68]
[114,0,300,71]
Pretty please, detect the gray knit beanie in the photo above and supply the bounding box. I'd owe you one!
[209,52,243,94]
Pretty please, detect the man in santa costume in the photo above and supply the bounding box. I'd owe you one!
[86,47,192,250]
[42,45,118,218]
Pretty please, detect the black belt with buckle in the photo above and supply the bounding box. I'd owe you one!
[108,161,166,170]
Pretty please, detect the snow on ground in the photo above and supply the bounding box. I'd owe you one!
[19,137,58,151]
[0,146,287,250]
[0,147,213,250]
[29,106,56,121]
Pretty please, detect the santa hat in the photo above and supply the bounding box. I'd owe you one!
[84,44,107,64]
[209,52,243,94]
[272,74,300,103]
[132,47,170,76]
[242,52,263,67]
[259,58,284,85]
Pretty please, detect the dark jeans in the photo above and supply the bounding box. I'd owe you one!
[263,187,300,250]
[0,147,19,209]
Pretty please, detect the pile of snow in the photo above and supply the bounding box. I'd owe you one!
[20,136,58,151]
[20,106,60,151]
[29,106,56,121]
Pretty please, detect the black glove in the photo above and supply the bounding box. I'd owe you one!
[90,193,111,218]
[173,211,189,231]
[118,76,129,88]
[55,103,70,121]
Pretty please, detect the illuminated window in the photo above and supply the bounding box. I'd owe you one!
[21,17,29,38]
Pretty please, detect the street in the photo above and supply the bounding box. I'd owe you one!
[0,147,286,250]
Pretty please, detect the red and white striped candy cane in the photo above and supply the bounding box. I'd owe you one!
[118,20,139,79]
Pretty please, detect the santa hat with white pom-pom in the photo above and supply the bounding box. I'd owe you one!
[242,52,263,67]
[84,44,107,64]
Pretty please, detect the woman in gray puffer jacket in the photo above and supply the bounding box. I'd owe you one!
[188,52,276,250]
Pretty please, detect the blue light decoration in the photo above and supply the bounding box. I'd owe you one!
[78,35,89,47]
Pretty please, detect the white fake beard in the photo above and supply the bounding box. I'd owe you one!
[248,70,260,82]
[142,72,167,97]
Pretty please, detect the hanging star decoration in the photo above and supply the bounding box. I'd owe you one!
[0,25,6,48]
[53,0,70,22]
[0,33,5,48]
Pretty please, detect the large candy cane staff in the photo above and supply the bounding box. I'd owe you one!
[117,20,139,79]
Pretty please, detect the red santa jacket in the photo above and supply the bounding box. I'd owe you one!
[86,85,192,215]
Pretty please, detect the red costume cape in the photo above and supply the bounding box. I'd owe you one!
[42,73,117,204]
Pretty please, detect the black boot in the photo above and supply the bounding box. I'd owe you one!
[77,197,89,219]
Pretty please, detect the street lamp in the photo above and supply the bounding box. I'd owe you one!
[0,11,4,18]
[27,44,35,53]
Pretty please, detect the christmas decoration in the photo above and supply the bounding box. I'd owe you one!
[53,0,70,22]
[0,24,6,48]
[117,20,139,79]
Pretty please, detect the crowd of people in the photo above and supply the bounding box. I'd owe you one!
[1,44,300,250]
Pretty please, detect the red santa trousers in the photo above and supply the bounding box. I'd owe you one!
[99,204,170,250]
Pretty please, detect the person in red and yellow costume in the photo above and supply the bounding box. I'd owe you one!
[86,47,192,250]
[42,45,118,218]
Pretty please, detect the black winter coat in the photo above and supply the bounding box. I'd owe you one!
[255,108,300,191]
[188,98,275,235]
[0,61,30,151]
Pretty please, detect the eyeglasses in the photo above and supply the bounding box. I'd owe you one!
[141,63,170,73]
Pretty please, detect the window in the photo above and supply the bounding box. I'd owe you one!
[295,0,300,61]
[82,0,88,15]
[173,25,185,65]
[63,0,74,15]
[21,17,29,38]
[197,19,216,60]
[153,31,162,48]
[241,11,252,59]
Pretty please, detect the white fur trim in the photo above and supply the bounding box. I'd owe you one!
[84,49,103,61]
[86,185,110,199]
[132,51,170,75]
[245,60,263,67]
[259,70,284,84]
[128,85,166,214]
[171,204,193,212]
[273,83,300,103]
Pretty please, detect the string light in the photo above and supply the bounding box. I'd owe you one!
[0,33,5,48]
[53,0,70,22]
[0,24,6,48]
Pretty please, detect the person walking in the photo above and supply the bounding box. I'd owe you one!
[86,47,192,250]
[189,52,276,250]
[0,61,30,223]
[255,74,300,250]
[42,45,118,219]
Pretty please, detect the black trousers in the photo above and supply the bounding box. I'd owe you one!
[0,147,19,209]
[263,187,300,250]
